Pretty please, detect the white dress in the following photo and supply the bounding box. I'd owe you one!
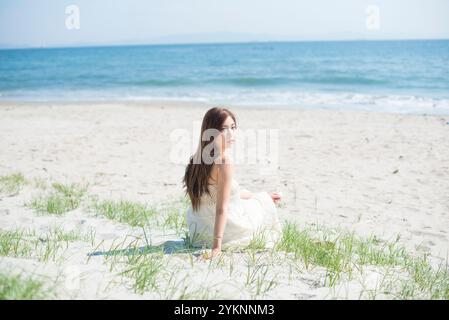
[186,179,283,250]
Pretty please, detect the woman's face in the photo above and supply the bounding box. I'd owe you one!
[218,116,237,150]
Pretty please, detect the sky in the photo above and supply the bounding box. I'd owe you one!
[1,0,448,48]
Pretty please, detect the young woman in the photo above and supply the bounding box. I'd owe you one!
[183,107,283,259]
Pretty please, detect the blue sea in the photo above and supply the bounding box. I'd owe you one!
[1,40,449,114]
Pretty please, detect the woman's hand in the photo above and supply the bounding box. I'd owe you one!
[269,192,282,204]
[199,248,222,261]
[240,189,253,199]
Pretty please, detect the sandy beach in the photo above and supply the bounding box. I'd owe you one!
[1,101,448,299]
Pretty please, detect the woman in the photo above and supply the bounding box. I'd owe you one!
[183,107,283,259]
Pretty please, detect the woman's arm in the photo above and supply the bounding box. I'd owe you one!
[212,156,233,253]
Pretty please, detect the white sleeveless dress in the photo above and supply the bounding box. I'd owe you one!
[186,179,283,250]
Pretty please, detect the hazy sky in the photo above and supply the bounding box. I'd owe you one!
[1,0,448,48]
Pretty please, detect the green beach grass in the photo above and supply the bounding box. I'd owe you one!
[89,195,189,236]
[0,273,50,300]
[0,172,27,196]
[0,226,95,262]
[275,221,449,299]
[90,198,157,228]
[27,182,88,215]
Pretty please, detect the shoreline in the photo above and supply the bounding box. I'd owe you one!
[1,99,449,118]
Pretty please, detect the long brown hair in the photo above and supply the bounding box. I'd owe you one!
[183,107,237,211]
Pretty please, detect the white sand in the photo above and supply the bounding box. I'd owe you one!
[0,101,448,299]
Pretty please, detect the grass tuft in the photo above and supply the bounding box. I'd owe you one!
[91,199,157,227]
[275,221,449,298]
[0,227,94,262]
[119,252,165,294]
[0,172,27,196]
[27,182,88,215]
[160,197,189,236]
[0,273,49,300]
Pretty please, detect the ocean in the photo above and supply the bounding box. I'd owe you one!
[1,40,449,114]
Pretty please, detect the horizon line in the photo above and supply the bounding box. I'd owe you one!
[1,37,449,51]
